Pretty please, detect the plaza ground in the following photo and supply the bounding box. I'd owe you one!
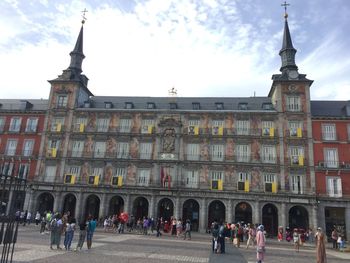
[8,225,350,263]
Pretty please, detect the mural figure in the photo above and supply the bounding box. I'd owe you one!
[199,166,209,184]
[81,162,90,183]
[109,114,118,132]
[83,136,94,157]
[130,138,139,158]
[225,139,234,160]
[87,113,96,131]
[251,169,260,188]
[106,137,117,157]
[132,114,141,133]
[200,141,210,161]
[105,165,113,184]
[162,128,176,153]
[126,164,136,185]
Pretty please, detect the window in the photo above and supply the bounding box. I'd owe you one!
[261,145,276,163]
[44,166,57,183]
[188,120,200,126]
[9,117,22,132]
[288,121,303,137]
[185,170,198,188]
[347,124,350,141]
[125,102,134,109]
[57,95,68,108]
[289,146,304,166]
[215,103,224,110]
[324,148,338,168]
[71,140,84,157]
[137,169,150,186]
[97,118,109,132]
[25,118,38,132]
[238,103,248,110]
[119,118,132,133]
[237,172,250,191]
[322,124,336,141]
[192,103,200,110]
[47,139,60,157]
[104,102,113,109]
[291,174,303,194]
[210,171,223,190]
[187,143,200,160]
[147,102,155,109]
[264,173,277,193]
[236,144,250,162]
[18,163,30,179]
[0,117,5,132]
[140,142,153,159]
[211,144,224,161]
[117,142,129,158]
[286,96,301,111]
[94,142,106,158]
[22,140,34,156]
[1,162,14,176]
[262,103,273,110]
[141,119,155,134]
[327,177,342,197]
[262,121,275,136]
[51,117,64,132]
[89,167,102,185]
[115,167,126,178]
[68,166,80,175]
[169,103,177,110]
[5,139,18,156]
[74,117,87,132]
[236,120,250,135]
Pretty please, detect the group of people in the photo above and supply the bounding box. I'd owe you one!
[331,228,346,251]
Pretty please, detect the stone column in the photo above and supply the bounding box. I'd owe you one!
[226,199,232,223]
[175,196,180,219]
[199,198,207,233]
[53,191,62,213]
[279,203,286,230]
[75,192,83,221]
[124,194,130,214]
[231,201,236,223]
[311,204,318,231]
[346,206,350,241]
[253,201,260,224]
[99,193,107,219]
[317,204,326,232]
[149,195,155,219]
[6,190,14,215]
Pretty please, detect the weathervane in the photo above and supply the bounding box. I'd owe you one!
[281,1,290,19]
[168,86,177,97]
[81,8,88,24]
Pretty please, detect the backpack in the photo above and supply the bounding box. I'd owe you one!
[50,219,58,231]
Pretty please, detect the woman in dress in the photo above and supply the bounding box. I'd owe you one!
[256,225,266,263]
[315,227,327,263]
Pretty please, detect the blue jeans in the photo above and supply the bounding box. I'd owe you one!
[64,231,74,249]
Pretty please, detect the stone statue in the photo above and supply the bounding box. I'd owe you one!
[162,128,176,153]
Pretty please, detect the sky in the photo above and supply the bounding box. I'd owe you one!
[1,0,350,100]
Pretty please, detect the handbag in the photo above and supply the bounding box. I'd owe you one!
[257,246,265,253]
[233,238,238,245]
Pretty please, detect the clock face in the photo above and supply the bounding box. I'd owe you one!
[288,70,299,79]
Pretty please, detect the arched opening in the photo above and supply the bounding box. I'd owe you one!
[132,197,148,220]
[85,194,100,220]
[235,202,252,224]
[157,198,174,222]
[208,200,225,228]
[289,205,309,230]
[37,192,54,215]
[262,203,278,238]
[108,196,124,216]
[62,194,76,216]
[182,199,199,231]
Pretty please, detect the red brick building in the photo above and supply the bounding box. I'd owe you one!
[311,100,350,239]
[0,99,47,213]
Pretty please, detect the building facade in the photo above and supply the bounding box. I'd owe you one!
[20,15,320,236]
[0,99,47,214]
[311,101,350,239]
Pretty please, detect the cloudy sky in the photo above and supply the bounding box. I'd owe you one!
[1,0,350,100]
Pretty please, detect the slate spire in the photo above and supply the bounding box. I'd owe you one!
[68,24,85,74]
[279,13,298,73]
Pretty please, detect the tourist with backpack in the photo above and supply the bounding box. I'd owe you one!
[86,216,96,249]
[50,214,63,249]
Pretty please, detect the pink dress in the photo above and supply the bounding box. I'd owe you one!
[256,230,266,262]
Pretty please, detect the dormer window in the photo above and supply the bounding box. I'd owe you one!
[57,95,68,108]
[262,103,273,110]
[192,102,200,110]
[147,102,155,109]
[84,101,91,108]
[125,102,134,109]
[104,102,113,109]
[215,103,224,110]
[170,102,177,110]
[238,103,248,110]
[20,100,32,110]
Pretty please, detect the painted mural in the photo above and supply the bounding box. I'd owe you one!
[130,138,139,158]
[200,140,210,161]
[200,165,209,185]
[81,162,90,183]
[109,113,119,132]
[225,139,234,160]
[106,137,117,157]
[87,113,97,131]
[126,164,137,185]
[83,136,94,157]
[131,114,141,133]
[105,164,113,184]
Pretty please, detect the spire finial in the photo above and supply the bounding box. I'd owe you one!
[81,8,88,24]
[281,1,290,19]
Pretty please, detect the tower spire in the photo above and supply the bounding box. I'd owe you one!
[279,1,298,73]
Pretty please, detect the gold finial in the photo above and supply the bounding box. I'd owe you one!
[168,86,177,97]
[281,1,290,19]
[81,8,88,24]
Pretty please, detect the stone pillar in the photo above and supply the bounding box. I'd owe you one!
[75,192,83,221]
[253,201,260,225]
[279,203,286,230]
[149,195,155,219]
[346,206,350,241]
[199,198,207,233]
[226,199,232,223]
[99,193,107,219]
[6,190,14,215]
[317,204,326,232]
[231,201,236,223]
[311,204,318,231]
[175,196,180,219]
[124,194,130,214]
[53,191,62,213]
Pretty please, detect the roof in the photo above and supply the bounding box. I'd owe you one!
[0,99,48,111]
[311,100,350,118]
[83,96,275,112]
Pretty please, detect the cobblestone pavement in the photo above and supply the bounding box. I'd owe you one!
[8,226,350,263]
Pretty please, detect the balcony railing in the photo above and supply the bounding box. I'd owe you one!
[316,161,350,169]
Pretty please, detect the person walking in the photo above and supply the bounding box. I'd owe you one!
[246,224,256,249]
[40,215,47,234]
[156,217,162,237]
[218,222,225,253]
[64,217,76,250]
[331,228,338,249]
[75,218,87,251]
[86,216,96,249]
[26,211,32,225]
[50,214,63,250]
[183,219,191,240]
[256,225,266,263]
[315,227,327,263]
[211,221,220,253]
[35,211,41,226]
[293,228,300,252]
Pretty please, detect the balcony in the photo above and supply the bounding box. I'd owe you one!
[286,128,306,138]
[316,161,350,170]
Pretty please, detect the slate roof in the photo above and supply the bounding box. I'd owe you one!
[311,100,350,118]
[0,99,48,111]
[86,96,275,112]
